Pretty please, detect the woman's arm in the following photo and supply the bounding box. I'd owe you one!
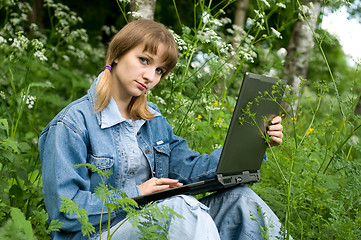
[39,120,116,232]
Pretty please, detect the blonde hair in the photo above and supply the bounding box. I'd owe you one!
[95,20,178,120]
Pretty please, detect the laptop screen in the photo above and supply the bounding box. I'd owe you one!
[216,72,287,175]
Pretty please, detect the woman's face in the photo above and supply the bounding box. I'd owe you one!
[110,43,167,102]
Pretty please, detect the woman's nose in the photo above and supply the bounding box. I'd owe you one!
[143,68,156,82]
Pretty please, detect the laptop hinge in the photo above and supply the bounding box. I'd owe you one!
[216,170,261,187]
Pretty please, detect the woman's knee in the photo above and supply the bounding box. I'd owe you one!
[224,185,258,198]
[158,195,220,240]
[159,195,210,217]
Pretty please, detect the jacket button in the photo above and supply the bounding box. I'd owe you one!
[145,149,150,154]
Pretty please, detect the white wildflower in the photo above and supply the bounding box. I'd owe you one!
[260,0,270,8]
[30,23,39,32]
[34,50,48,62]
[204,66,210,74]
[154,96,166,105]
[174,34,188,51]
[213,144,221,150]
[254,10,264,19]
[24,95,37,109]
[219,17,232,25]
[205,104,220,111]
[62,55,70,61]
[31,39,45,49]
[277,48,287,57]
[102,25,111,36]
[52,63,59,70]
[0,91,5,99]
[202,12,211,24]
[271,27,283,39]
[20,13,28,21]
[350,135,359,146]
[300,4,311,15]
[59,19,68,27]
[246,18,254,28]
[256,21,265,30]
[128,11,143,19]
[56,11,68,19]
[212,18,222,27]
[268,68,278,77]
[226,28,234,35]
[165,72,174,81]
[276,3,286,9]
[11,38,21,49]
[10,17,22,26]
[241,51,256,63]
[11,34,30,50]
[0,36,7,44]
[213,120,223,128]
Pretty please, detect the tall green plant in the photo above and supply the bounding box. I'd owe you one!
[59,164,182,240]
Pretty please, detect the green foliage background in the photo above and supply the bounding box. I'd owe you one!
[0,0,361,239]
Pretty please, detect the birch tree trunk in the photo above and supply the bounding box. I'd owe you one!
[227,0,249,96]
[232,0,249,49]
[129,0,157,21]
[282,0,323,113]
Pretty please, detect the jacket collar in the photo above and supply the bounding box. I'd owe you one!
[88,72,161,129]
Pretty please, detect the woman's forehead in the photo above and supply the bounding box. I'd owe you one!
[142,43,168,62]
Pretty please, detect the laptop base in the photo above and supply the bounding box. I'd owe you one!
[133,170,260,205]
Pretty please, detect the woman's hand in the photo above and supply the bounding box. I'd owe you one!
[138,177,183,196]
[267,116,284,147]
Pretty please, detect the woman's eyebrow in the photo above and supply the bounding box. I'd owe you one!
[142,52,155,61]
[143,52,167,69]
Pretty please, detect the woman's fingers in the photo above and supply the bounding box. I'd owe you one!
[271,116,282,125]
[156,178,183,188]
[138,177,183,195]
[267,116,284,146]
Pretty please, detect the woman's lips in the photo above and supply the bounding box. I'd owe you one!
[136,81,147,90]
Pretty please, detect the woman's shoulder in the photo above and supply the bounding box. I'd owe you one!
[42,95,95,134]
[147,101,161,114]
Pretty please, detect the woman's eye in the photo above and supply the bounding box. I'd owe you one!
[139,57,148,64]
[155,68,164,75]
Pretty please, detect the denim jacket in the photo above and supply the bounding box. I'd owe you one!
[38,73,222,239]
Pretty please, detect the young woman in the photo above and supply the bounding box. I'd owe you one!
[39,19,285,240]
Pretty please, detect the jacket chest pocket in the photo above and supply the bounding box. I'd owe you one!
[153,143,170,178]
[88,154,114,188]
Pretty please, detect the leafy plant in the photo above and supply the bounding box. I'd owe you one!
[59,163,182,240]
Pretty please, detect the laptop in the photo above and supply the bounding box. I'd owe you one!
[134,72,287,205]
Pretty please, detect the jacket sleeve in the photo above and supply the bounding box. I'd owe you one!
[39,120,117,232]
[164,119,222,184]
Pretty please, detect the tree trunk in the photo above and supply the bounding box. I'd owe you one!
[226,0,249,96]
[232,0,249,49]
[29,0,44,30]
[282,0,323,114]
[129,0,157,21]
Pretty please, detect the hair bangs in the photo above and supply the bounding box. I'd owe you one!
[142,33,178,77]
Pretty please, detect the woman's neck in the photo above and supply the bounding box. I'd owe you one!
[108,80,131,120]
[114,98,131,120]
